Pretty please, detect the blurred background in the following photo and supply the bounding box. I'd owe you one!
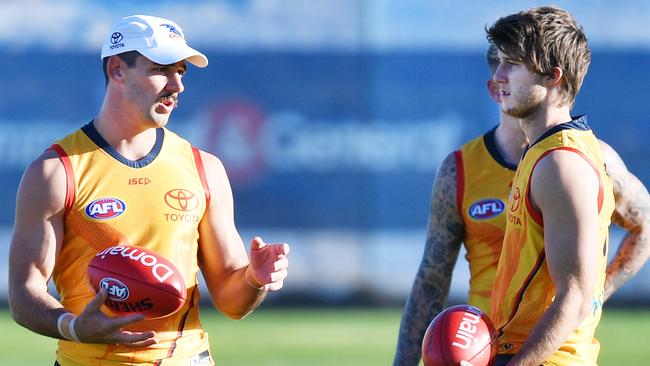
[1,0,650,319]
[3,1,650,364]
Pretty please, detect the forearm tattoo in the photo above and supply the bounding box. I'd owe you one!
[604,160,650,301]
[393,153,465,366]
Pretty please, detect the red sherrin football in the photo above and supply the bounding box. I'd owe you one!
[422,304,498,366]
[88,245,187,318]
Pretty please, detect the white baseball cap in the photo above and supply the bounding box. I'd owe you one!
[101,15,208,68]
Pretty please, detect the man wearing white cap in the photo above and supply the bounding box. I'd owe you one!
[8,14,289,366]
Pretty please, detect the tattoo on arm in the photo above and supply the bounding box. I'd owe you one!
[602,145,650,301]
[393,153,465,366]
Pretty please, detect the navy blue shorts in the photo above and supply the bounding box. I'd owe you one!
[54,350,213,365]
[494,354,515,366]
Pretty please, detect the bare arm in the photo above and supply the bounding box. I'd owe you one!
[9,150,153,345]
[197,151,288,319]
[9,150,68,337]
[599,141,650,301]
[508,150,602,366]
[393,152,464,366]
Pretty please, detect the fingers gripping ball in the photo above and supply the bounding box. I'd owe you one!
[88,245,186,318]
[422,305,498,366]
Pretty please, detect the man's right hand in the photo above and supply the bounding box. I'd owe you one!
[73,289,158,347]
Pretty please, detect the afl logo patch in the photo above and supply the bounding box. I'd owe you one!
[85,198,127,219]
[468,199,505,220]
[100,277,129,301]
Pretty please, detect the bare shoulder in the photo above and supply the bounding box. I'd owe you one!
[428,151,463,231]
[597,141,650,228]
[196,149,226,173]
[195,149,230,185]
[531,149,601,212]
[194,149,234,211]
[598,139,627,176]
[431,151,459,205]
[29,148,65,172]
[534,148,599,183]
[436,151,459,182]
[17,149,67,211]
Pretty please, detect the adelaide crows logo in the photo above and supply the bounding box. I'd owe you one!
[160,24,183,39]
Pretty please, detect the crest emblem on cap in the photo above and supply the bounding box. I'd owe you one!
[160,24,183,39]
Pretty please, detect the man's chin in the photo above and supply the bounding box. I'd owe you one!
[149,115,170,128]
[503,106,534,119]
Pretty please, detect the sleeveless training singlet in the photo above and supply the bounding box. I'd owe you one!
[490,116,614,365]
[51,122,213,365]
[455,127,516,312]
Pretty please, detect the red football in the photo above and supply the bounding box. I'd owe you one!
[422,304,498,366]
[87,245,187,318]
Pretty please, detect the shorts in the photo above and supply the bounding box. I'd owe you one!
[54,350,213,365]
[494,354,515,366]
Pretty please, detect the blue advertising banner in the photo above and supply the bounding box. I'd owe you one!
[1,50,649,232]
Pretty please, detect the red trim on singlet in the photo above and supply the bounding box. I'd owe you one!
[524,175,544,226]
[498,250,547,334]
[49,144,76,218]
[191,147,211,207]
[525,147,604,227]
[453,150,465,216]
[154,286,200,365]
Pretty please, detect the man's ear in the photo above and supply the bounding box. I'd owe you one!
[487,79,501,103]
[545,66,563,86]
[106,56,125,82]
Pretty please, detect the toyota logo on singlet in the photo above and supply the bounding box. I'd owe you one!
[164,189,199,211]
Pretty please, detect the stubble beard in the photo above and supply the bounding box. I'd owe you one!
[502,86,546,119]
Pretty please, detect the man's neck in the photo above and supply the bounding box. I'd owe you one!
[93,111,158,161]
[494,113,527,165]
[519,105,573,145]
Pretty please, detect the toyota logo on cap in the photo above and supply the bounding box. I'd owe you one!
[111,32,124,45]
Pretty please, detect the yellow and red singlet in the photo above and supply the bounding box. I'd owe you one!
[50,121,214,365]
[490,116,614,365]
[455,126,516,312]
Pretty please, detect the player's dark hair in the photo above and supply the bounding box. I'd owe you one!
[102,51,141,86]
[486,6,590,107]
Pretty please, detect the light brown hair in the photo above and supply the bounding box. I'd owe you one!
[486,6,590,107]
[486,43,499,75]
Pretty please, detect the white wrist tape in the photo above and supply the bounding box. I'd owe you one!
[56,312,72,340]
[68,317,81,342]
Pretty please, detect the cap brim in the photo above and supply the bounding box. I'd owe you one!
[140,44,208,68]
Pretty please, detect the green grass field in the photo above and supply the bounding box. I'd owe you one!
[1,307,649,365]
